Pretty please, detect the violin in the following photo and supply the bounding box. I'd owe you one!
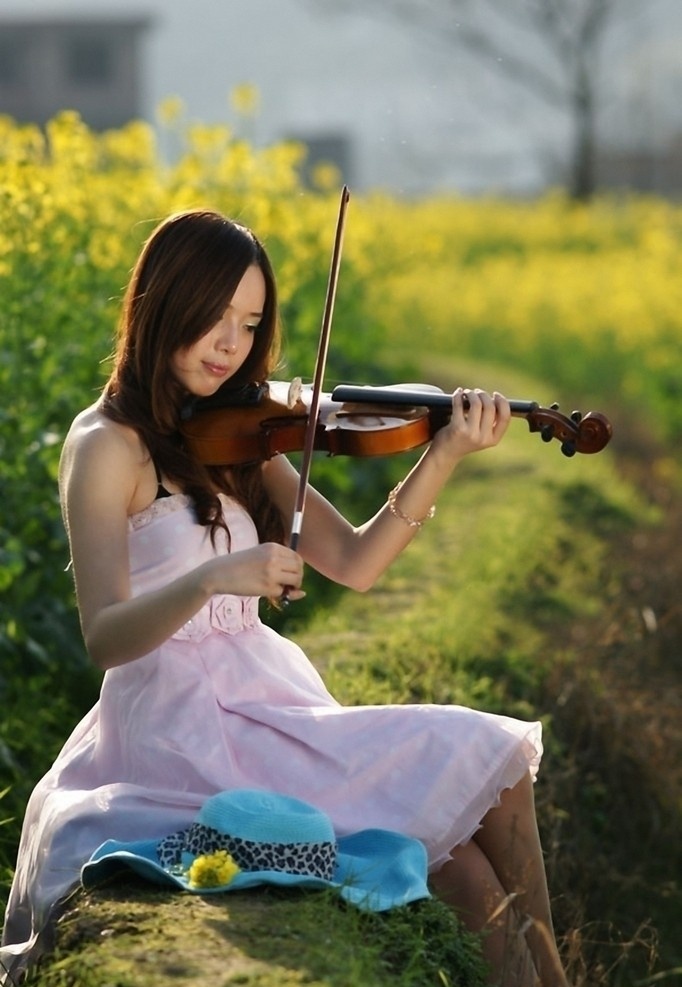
[180,377,613,466]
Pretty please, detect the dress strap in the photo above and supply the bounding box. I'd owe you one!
[154,461,172,500]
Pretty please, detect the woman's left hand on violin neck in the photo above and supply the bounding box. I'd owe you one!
[427,388,511,468]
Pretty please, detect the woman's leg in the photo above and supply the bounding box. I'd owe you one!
[472,773,569,987]
[431,773,570,986]
[430,840,539,986]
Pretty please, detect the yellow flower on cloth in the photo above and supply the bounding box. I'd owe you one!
[186,850,241,888]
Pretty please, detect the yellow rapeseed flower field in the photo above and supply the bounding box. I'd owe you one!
[352,192,682,435]
[1,110,680,444]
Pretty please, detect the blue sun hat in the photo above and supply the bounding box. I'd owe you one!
[81,788,431,912]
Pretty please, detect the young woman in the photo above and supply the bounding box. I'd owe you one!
[1,210,569,986]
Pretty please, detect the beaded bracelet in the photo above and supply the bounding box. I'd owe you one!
[387,481,436,529]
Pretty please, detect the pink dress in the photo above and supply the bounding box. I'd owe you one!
[1,494,542,979]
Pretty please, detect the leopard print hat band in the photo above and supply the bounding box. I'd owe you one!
[158,820,337,881]
[159,789,341,882]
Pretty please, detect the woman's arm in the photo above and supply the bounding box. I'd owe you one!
[264,389,510,592]
[59,411,304,671]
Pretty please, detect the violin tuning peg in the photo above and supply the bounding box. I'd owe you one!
[570,410,582,423]
[561,441,577,458]
[550,402,560,411]
[541,424,555,443]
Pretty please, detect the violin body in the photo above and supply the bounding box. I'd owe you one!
[182,382,308,466]
[180,379,613,466]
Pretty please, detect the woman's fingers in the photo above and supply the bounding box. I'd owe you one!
[262,543,305,596]
[450,388,510,449]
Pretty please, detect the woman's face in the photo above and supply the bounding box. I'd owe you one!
[171,264,266,397]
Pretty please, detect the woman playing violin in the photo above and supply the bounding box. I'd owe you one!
[2,209,570,987]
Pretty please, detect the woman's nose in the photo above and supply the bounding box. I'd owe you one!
[217,321,239,353]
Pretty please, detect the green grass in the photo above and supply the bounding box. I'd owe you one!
[294,408,642,719]
[30,880,487,987]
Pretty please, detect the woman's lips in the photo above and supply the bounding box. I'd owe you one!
[202,361,230,378]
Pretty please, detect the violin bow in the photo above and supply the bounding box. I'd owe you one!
[281,185,350,602]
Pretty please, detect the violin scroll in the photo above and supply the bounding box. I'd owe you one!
[525,402,612,457]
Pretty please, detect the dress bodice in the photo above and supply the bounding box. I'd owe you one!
[127,493,260,639]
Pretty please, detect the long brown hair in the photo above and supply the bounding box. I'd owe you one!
[102,209,286,544]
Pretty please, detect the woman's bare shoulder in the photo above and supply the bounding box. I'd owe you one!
[59,402,145,504]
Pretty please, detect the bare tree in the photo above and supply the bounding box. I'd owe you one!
[308,0,645,199]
